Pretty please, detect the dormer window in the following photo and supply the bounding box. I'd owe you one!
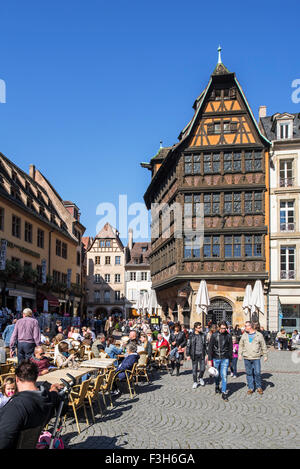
[274,114,294,140]
[280,123,289,139]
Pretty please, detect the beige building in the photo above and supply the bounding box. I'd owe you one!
[85,223,126,318]
[0,152,85,315]
[260,109,300,332]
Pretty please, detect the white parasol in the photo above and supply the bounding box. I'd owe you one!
[195,280,210,315]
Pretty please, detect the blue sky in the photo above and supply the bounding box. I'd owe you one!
[0,0,299,243]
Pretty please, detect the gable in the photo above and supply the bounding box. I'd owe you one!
[187,77,268,149]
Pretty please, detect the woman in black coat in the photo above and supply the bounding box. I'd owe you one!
[169,323,187,376]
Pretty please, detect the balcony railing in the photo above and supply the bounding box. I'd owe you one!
[279,177,294,188]
[280,270,296,280]
[280,222,295,232]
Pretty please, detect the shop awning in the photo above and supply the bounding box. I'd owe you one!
[37,291,60,307]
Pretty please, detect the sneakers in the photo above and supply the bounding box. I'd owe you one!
[192,382,198,389]
[222,392,229,402]
[112,389,121,396]
[198,378,205,387]
[247,389,254,395]
[232,375,237,379]
[257,388,264,395]
[215,386,221,394]
[230,372,234,377]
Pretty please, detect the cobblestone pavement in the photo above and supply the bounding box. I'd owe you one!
[61,348,300,449]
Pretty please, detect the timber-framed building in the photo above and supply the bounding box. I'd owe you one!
[141,52,271,328]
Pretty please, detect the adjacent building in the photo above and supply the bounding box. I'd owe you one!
[124,228,152,318]
[85,223,126,318]
[260,109,300,332]
[142,52,270,329]
[0,152,85,315]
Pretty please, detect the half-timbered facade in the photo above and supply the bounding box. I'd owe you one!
[142,55,270,328]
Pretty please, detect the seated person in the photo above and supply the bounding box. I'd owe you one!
[292,330,300,345]
[55,342,76,368]
[30,346,52,376]
[105,337,123,364]
[112,344,139,395]
[72,327,83,342]
[0,360,62,449]
[137,333,152,362]
[40,328,51,346]
[276,329,288,350]
[82,332,93,347]
[145,329,153,343]
[0,377,16,408]
[128,330,139,347]
[156,333,170,353]
[91,334,106,357]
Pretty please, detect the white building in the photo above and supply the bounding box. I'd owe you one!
[260,108,300,332]
[124,229,156,318]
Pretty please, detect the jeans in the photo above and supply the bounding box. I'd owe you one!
[17,342,35,363]
[192,356,205,383]
[213,358,230,393]
[244,359,262,390]
[230,357,238,376]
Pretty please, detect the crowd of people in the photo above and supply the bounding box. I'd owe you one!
[0,307,299,448]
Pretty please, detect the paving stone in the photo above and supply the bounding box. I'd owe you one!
[60,349,300,449]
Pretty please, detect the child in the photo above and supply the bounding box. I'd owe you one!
[0,377,16,407]
[230,336,239,378]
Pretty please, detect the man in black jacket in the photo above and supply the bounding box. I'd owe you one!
[0,360,62,449]
[186,322,206,389]
[208,321,233,402]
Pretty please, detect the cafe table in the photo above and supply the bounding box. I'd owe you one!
[36,367,95,385]
[6,357,18,365]
[79,358,115,370]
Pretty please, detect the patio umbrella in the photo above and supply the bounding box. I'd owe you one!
[135,291,143,313]
[141,291,149,316]
[250,280,265,317]
[147,289,158,315]
[242,284,253,316]
[195,280,210,315]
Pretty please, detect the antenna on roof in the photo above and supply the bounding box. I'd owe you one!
[217,45,222,64]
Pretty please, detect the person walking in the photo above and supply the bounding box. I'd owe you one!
[10,308,41,363]
[238,320,267,395]
[186,322,206,389]
[169,323,187,377]
[208,321,233,402]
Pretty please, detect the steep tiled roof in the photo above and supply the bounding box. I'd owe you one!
[260,113,300,141]
[126,242,151,266]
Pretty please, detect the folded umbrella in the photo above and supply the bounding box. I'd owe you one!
[195,280,210,315]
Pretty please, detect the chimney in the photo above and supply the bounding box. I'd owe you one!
[259,105,267,119]
[29,164,36,180]
[128,228,133,251]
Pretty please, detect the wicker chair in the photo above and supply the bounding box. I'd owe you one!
[155,346,169,371]
[113,363,137,399]
[135,351,150,384]
[65,378,91,434]
[0,373,15,386]
[99,368,116,409]
[86,373,105,420]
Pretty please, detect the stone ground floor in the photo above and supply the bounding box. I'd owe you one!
[61,348,300,449]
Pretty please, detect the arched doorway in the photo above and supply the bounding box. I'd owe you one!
[207,298,233,326]
[182,301,191,329]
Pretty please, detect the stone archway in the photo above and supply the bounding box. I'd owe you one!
[207,298,233,326]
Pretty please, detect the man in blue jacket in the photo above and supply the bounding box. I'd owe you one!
[112,343,139,395]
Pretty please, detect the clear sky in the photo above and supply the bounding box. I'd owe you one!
[0,0,299,243]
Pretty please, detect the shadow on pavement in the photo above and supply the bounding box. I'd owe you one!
[67,434,126,449]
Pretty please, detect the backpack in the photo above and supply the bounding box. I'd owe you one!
[36,431,64,449]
